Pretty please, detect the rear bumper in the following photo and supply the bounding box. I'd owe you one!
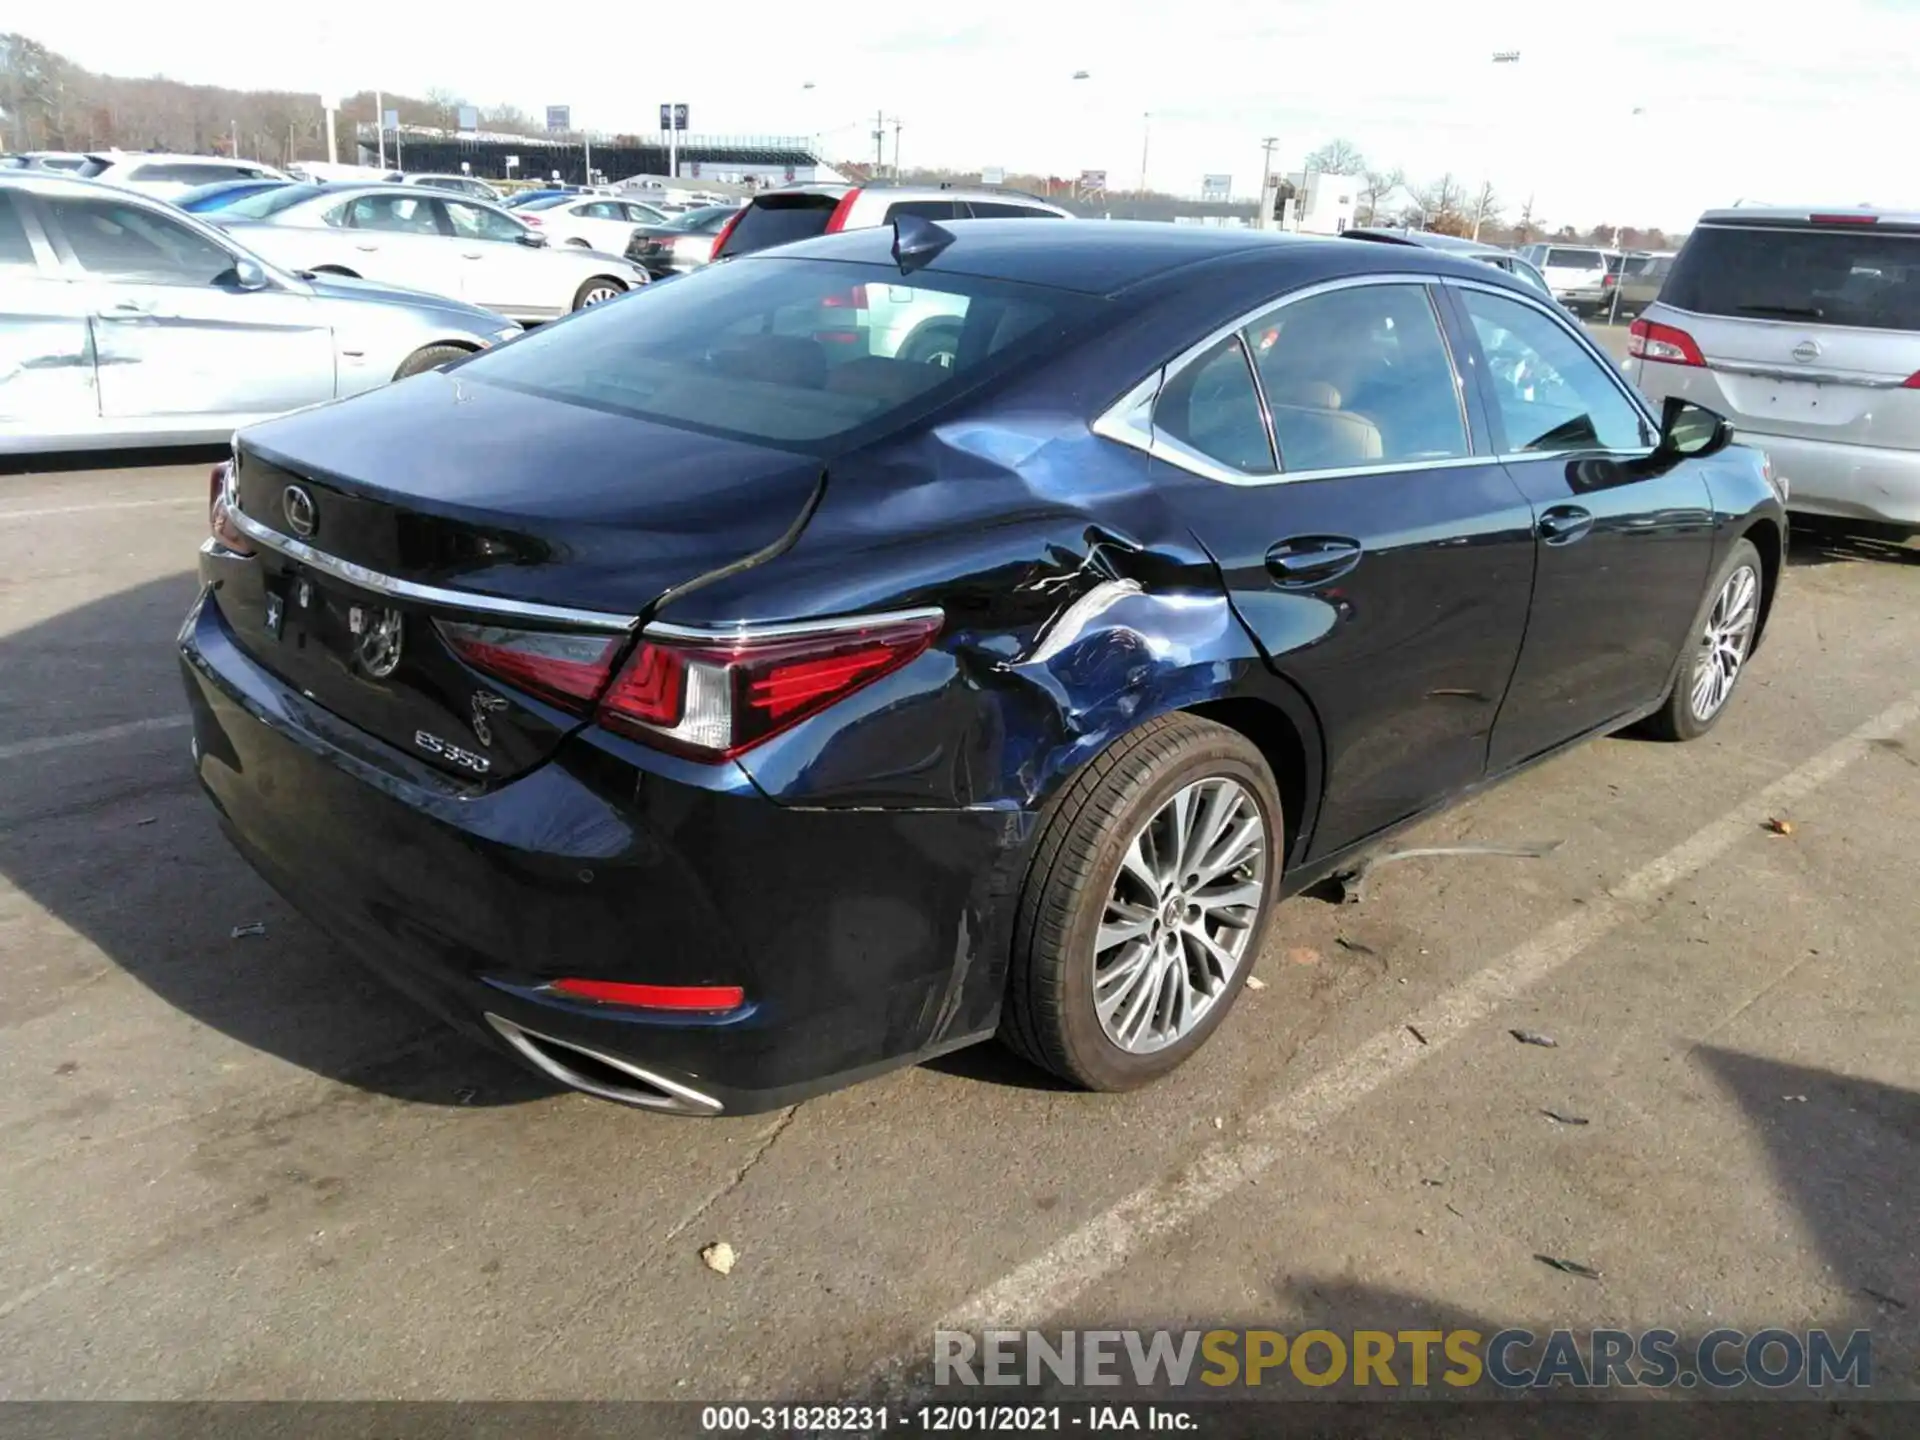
[1730,431,1920,527]
[178,586,1036,1114]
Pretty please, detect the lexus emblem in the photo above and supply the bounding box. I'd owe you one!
[470,690,507,747]
[1791,339,1821,363]
[356,608,405,678]
[283,485,317,537]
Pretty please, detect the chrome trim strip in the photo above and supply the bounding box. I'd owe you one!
[223,503,640,633]
[1709,359,1903,389]
[484,1013,724,1114]
[645,605,946,643]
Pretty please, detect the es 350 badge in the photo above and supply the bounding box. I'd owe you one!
[414,729,490,775]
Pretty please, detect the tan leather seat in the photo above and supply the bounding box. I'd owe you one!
[1265,379,1343,410]
[1268,403,1384,470]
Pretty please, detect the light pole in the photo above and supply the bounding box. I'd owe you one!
[1138,112,1151,194]
[1257,136,1278,231]
[1606,106,1649,324]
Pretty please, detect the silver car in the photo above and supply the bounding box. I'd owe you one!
[214,183,648,322]
[0,172,519,454]
[1628,206,1920,531]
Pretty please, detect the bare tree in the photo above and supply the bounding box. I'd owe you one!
[1514,194,1539,244]
[1469,181,1502,240]
[423,87,463,130]
[1304,137,1367,176]
[1406,173,1468,234]
[1358,166,1403,225]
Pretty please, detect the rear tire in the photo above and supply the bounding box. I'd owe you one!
[1641,538,1765,741]
[1000,713,1283,1091]
[898,319,962,369]
[393,344,472,380]
[572,277,626,310]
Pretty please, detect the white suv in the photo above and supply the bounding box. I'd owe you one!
[712,184,1070,262]
[1519,243,1618,316]
[72,153,290,200]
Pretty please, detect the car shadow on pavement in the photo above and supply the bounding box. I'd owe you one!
[919,1037,1079,1093]
[0,573,554,1109]
[1786,516,1920,568]
[0,444,230,478]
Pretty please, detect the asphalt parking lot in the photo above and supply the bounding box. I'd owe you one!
[3,436,1917,1404]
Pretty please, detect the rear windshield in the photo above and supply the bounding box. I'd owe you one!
[1546,248,1603,270]
[1661,224,1920,331]
[459,256,1099,453]
[715,194,840,258]
[516,193,574,211]
[220,183,328,219]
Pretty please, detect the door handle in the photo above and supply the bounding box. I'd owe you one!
[460,251,484,260]
[1266,536,1364,587]
[353,243,380,252]
[99,299,155,319]
[1538,505,1595,545]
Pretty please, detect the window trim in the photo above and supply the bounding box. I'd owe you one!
[1093,272,1498,487]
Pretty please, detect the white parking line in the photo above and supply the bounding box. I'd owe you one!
[0,716,191,763]
[0,497,202,522]
[874,688,1920,1388]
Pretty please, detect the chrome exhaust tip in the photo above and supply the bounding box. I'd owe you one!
[484,1013,723,1115]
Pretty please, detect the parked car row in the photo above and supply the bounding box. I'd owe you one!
[0,170,516,453]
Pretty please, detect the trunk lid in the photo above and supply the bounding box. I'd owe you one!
[220,372,822,782]
[1653,220,1920,449]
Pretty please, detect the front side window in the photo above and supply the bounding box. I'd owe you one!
[578,202,622,221]
[46,197,236,285]
[1152,336,1274,476]
[443,200,526,243]
[1460,289,1649,453]
[1244,283,1468,469]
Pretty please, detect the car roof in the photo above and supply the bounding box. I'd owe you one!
[1696,204,1920,229]
[753,218,1519,298]
[753,181,1065,209]
[1340,227,1510,259]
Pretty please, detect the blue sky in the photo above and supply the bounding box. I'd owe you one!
[22,0,1915,230]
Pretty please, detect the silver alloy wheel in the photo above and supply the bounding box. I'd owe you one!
[1689,562,1760,722]
[579,283,622,307]
[1094,777,1267,1055]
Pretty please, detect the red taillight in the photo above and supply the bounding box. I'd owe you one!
[823,187,862,232]
[549,978,745,1011]
[819,284,869,309]
[522,214,543,227]
[1903,371,1920,389]
[208,461,253,555]
[709,208,744,261]
[1628,316,1706,367]
[435,621,624,711]
[597,611,942,761]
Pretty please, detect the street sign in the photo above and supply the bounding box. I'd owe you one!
[505,156,520,170]
[1079,169,1107,193]
[982,166,1005,185]
[660,103,690,132]
[546,105,571,133]
[382,109,398,131]
[457,106,479,133]
[1201,173,1231,202]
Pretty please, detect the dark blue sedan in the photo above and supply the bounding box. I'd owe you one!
[180,219,1785,1113]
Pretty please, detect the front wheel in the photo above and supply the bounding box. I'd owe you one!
[392,343,471,380]
[1000,713,1282,1091]
[1642,537,1765,741]
[572,277,626,310]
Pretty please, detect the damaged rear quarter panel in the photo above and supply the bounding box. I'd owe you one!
[667,418,1324,830]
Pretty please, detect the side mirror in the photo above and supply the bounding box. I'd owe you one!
[233,257,271,291]
[517,232,548,248]
[1658,396,1733,460]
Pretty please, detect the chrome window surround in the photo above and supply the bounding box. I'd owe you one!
[1094,271,1659,487]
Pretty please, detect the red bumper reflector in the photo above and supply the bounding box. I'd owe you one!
[549,978,745,1011]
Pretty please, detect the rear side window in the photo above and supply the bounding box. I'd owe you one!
[222,184,327,220]
[967,202,1062,219]
[1546,248,1603,271]
[458,256,1097,452]
[1246,284,1469,468]
[1661,224,1920,331]
[715,194,840,258]
[1153,337,1274,476]
[0,192,37,267]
